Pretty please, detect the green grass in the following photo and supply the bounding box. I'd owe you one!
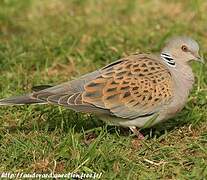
[0,0,207,179]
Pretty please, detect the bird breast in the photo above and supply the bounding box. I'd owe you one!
[166,63,195,117]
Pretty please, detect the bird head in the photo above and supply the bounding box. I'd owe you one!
[161,36,204,66]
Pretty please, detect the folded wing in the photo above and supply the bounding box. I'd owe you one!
[82,54,173,119]
[1,54,173,120]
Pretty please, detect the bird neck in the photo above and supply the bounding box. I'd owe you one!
[160,52,176,67]
[171,61,195,101]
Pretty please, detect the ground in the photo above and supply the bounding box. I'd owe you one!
[0,0,206,179]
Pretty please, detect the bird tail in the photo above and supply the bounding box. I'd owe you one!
[0,94,45,106]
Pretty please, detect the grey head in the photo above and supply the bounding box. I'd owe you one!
[160,36,203,67]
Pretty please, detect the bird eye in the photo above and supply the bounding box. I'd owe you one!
[181,45,188,52]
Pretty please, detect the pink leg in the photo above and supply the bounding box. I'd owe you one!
[129,126,144,140]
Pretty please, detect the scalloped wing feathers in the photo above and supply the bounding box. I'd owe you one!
[29,54,173,119]
[83,54,173,119]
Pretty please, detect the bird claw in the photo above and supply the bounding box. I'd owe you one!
[129,126,145,140]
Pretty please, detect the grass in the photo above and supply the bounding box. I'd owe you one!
[0,0,206,179]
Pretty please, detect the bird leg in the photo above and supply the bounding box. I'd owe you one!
[129,126,144,140]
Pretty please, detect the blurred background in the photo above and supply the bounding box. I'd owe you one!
[0,0,206,86]
[0,0,206,179]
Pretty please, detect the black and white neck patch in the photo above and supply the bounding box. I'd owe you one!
[161,53,176,67]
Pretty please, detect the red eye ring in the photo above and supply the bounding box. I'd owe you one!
[181,45,188,52]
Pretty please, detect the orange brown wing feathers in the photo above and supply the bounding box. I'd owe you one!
[83,54,173,119]
[29,54,173,119]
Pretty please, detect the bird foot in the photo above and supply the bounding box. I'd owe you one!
[129,126,144,140]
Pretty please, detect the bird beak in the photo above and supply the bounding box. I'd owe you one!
[196,55,204,64]
[192,52,205,63]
